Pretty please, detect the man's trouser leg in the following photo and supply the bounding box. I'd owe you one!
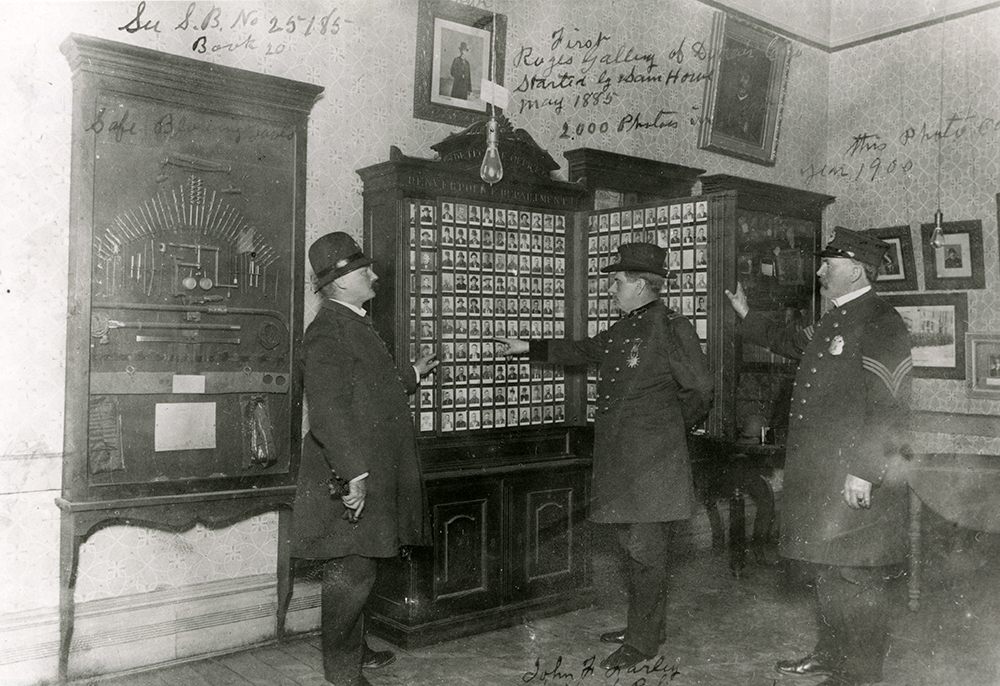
[321,555,378,684]
[618,522,671,656]
[814,564,891,683]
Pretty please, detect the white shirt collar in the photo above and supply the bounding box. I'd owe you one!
[329,298,367,317]
[830,285,871,307]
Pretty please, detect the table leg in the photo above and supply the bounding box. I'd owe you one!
[743,473,775,562]
[276,508,293,639]
[908,488,922,612]
[700,493,726,551]
[59,514,81,681]
[729,487,746,578]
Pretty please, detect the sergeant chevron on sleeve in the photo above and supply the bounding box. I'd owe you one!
[725,226,913,686]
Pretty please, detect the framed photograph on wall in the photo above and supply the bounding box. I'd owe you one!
[884,292,968,379]
[920,219,985,290]
[697,13,791,166]
[414,0,506,126]
[965,333,1000,398]
[865,225,917,292]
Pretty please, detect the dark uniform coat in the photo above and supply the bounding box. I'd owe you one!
[530,301,713,523]
[291,300,427,560]
[741,290,912,566]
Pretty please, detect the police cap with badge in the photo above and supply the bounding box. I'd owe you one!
[817,226,890,269]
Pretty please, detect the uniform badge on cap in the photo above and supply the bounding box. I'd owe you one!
[829,335,845,356]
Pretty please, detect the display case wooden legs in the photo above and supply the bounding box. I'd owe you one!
[56,489,295,680]
[368,462,592,647]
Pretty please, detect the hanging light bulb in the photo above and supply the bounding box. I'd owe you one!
[480,7,502,185]
[929,209,945,249]
[480,115,503,185]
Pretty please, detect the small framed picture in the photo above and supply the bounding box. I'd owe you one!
[920,219,985,290]
[965,333,1000,398]
[864,225,917,292]
[884,292,968,379]
[415,0,506,126]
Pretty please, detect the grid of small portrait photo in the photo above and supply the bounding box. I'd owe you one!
[406,198,569,433]
[583,200,710,422]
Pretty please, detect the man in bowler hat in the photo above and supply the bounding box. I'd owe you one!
[496,242,714,669]
[725,227,913,686]
[292,232,438,686]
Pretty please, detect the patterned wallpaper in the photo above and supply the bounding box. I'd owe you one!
[711,0,830,44]
[828,0,997,45]
[823,8,1000,429]
[0,0,996,616]
[0,0,829,611]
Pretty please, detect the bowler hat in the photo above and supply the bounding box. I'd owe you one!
[309,232,374,292]
[600,242,669,277]
[817,226,889,269]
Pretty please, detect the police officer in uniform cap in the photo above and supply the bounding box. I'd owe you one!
[496,242,714,669]
[292,232,438,686]
[726,227,913,686]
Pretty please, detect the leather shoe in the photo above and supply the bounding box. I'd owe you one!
[775,654,834,677]
[362,644,396,669]
[599,644,655,670]
[599,628,626,644]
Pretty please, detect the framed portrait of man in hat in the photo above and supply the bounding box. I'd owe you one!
[415,0,507,125]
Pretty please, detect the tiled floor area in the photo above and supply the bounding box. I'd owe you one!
[81,521,1000,686]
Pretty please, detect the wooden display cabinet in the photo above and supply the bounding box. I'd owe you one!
[699,174,834,443]
[356,117,594,646]
[355,139,836,639]
[58,35,321,678]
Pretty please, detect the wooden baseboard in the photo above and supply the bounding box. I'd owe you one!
[0,574,323,685]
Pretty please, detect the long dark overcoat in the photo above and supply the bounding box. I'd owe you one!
[531,301,714,523]
[291,300,427,559]
[741,290,912,566]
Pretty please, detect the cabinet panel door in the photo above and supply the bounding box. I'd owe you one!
[508,469,589,600]
[428,479,504,614]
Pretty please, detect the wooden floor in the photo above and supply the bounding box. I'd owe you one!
[82,635,331,686]
[66,529,1000,686]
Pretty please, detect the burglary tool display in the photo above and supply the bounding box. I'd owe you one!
[57,34,321,679]
[62,36,321,490]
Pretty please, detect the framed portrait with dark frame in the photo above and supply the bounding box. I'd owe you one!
[413,0,506,126]
[697,13,791,166]
[920,219,985,290]
[883,292,968,379]
[965,333,1000,398]
[865,225,917,292]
